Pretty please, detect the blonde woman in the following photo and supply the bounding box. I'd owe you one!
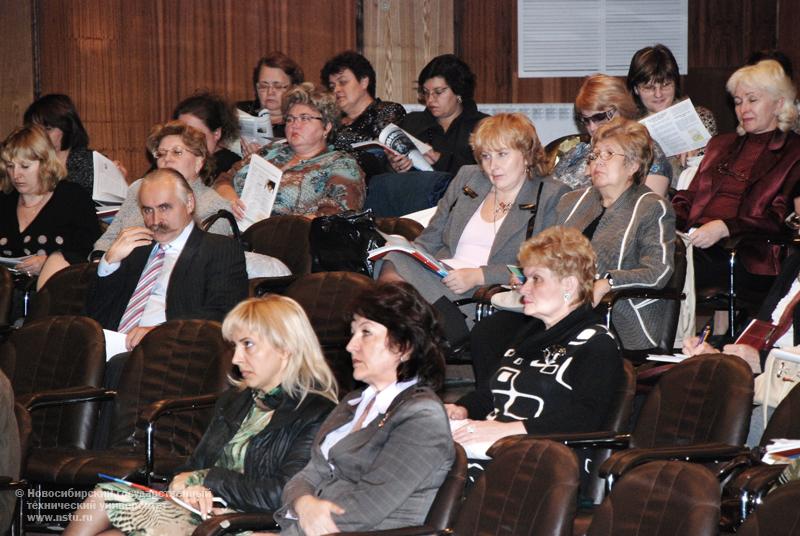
[64,295,337,536]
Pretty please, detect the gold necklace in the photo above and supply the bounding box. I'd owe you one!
[18,194,49,209]
[492,189,513,234]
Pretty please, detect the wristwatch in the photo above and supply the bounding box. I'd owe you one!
[604,273,614,288]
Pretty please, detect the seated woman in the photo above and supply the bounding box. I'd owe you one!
[554,74,673,196]
[238,51,304,140]
[557,117,675,350]
[626,44,718,181]
[172,92,242,178]
[446,227,623,481]
[275,282,454,535]
[94,121,233,252]
[216,83,365,219]
[23,93,97,196]
[672,59,800,292]
[366,54,488,217]
[63,295,338,536]
[321,50,407,176]
[0,125,100,290]
[377,113,569,336]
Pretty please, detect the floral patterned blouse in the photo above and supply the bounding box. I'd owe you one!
[219,141,365,217]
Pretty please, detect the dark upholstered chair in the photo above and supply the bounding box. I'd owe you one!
[593,353,754,485]
[285,272,374,393]
[26,262,97,321]
[24,320,232,487]
[735,480,800,536]
[1,402,31,536]
[190,444,468,536]
[0,316,105,452]
[0,266,12,327]
[242,215,312,276]
[586,461,720,536]
[451,439,579,536]
[375,217,424,241]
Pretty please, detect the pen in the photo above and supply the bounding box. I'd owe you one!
[694,323,712,349]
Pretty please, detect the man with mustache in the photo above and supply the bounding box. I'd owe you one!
[87,168,248,351]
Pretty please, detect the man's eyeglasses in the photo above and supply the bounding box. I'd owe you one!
[152,146,196,160]
[285,114,324,125]
[587,150,625,162]
[577,108,616,126]
[638,80,674,94]
[256,82,290,93]
[418,86,451,99]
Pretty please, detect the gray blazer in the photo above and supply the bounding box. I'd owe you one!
[276,385,454,534]
[556,184,676,350]
[415,164,569,285]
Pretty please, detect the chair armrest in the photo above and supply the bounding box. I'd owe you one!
[140,394,220,425]
[487,431,629,458]
[721,232,799,250]
[141,394,220,484]
[602,287,685,306]
[21,386,116,411]
[334,527,440,536]
[599,443,748,481]
[254,275,299,297]
[191,512,278,536]
[0,477,27,491]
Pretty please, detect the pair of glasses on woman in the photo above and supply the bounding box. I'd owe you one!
[587,150,625,162]
[417,86,451,99]
[577,107,616,126]
[638,80,675,94]
[256,82,290,92]
[284,114,323,125]
[152,146,198,160]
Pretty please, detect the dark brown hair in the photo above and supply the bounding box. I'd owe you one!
[350,282,446,390]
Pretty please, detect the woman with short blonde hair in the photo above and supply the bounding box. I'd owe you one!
[673,59,800,291]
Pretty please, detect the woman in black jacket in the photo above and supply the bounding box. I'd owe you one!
[64,295,338,536]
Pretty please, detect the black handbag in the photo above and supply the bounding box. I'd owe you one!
[309,210,386,276]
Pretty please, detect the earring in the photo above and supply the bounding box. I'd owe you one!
[457,95,463,103]
[563,292,571,304]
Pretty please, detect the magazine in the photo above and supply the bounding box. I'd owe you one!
[351,123,434,171]
[238,109,273,146]
[97,473,228,517]
[639,99,712,157]
[92,151,128,205]
[238,154,282,232]
[367,234,449,278]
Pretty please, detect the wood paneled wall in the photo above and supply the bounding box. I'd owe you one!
[363,0,454,103]
[0,0,34,139]
[35,0,357,178]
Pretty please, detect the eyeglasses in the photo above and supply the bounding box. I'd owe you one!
[638,80,675,94]
[587,150,625,162]
[418,86,451,99]
[284,114,324,125]
[152,146,196,160]
[577,108,616,126]
[256,82,290,93]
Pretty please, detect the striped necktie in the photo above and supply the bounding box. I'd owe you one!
[117,246,166,334]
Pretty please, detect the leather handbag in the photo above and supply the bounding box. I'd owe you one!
[309,210,386,276]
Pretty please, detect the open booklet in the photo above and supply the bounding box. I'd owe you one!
[92,151,128,213]
[237,154,282,232]
[351,123,433,171]
[238,109,273,146]
[639,99,712,157]
[367,234,449,278]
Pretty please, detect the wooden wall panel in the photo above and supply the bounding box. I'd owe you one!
[363,0,454,103]
[0,0,34,138]
[36,0,357,179]
[777,0,800,78]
